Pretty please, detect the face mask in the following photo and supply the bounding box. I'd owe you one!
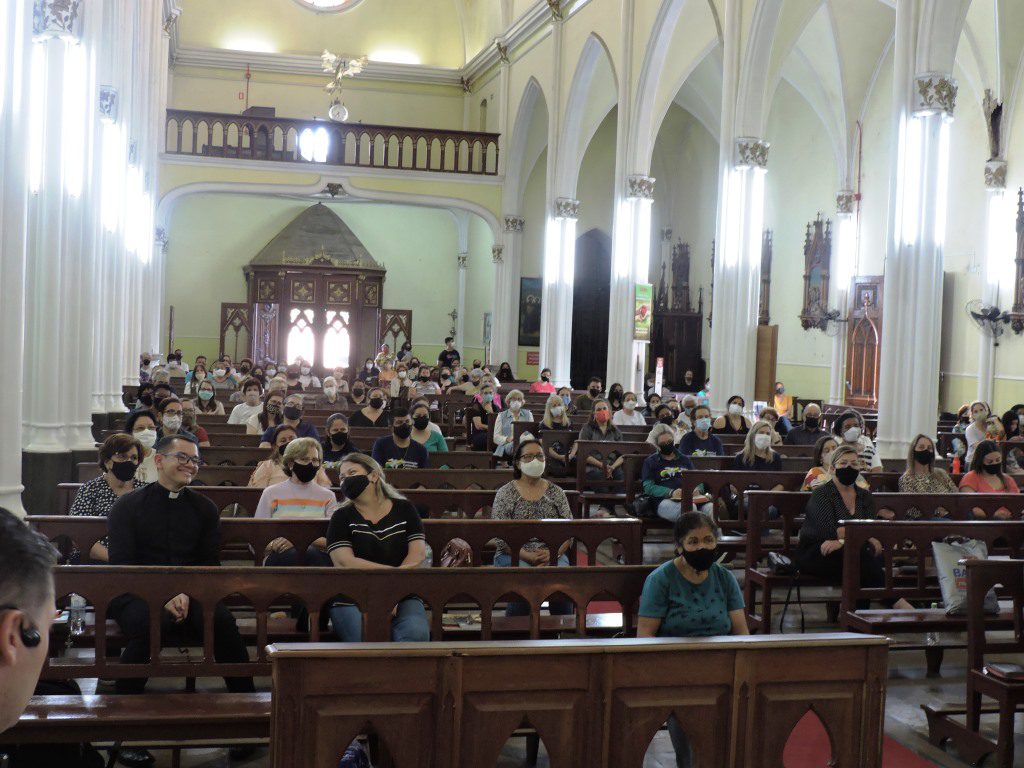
[266,403,282,415]
[681,546,718,572]
[399,371,407,379]
[624,400,636,410]
[974,411,988,423]
[542,374,550,382]
[835,466,860,486]
[169,361,180,369]
[658,442,675,456]
[413,415,430,430]
[695,417,712,432]
[245,391,261,405]
[419,376,430,383]
[353,388,365,397]
[589,387,601,396]
[393,424,412,440]
[341,474,370,500]
[843,427,862,443]
[195,373,206,381]
[330,431,348,446]
[561,395,571,406]
[136,429,157,448]
[324,386,337,398]
[775,386,784,394]
[804,417,819,430]
[163,415,182,431]
[551,405,564,418]
[283,405,302,421]
[213,369,226,378]
[462,374,471,383]
[509,400,522,412]
[291,462,319,483]
[728,403,742,415]
[240,365,251,374]
[983,462,1001,475]
[109,461,138,482]
[142,359,151,367]
[277,443,289,457]
[822,450,834,466]
[754,433,771,450]
[198,390,214,401]
[482,393,494,403]
[914,448,934,465]
[300,366,311,375]
[595,410,610,424]
[659,415,675,425]
[369,397,384,409]
[520,458,546,478]
[366,363,374,370]
[266,368,277,377]
[139,394,154,406]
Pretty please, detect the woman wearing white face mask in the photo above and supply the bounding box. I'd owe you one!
[491,439,575,615]
[124,410,160,483]
[228,378,264,425]
[732,421,784,474]
[612,391,647,426]
[537,394,576,477]
[317,376,348,410]
[713,395,752,434]
[492,389,534,458]
[963,400,991,463]
[834,410,882,473]
[297,360,321,390]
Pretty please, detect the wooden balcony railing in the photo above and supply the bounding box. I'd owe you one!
[165,109,500,176]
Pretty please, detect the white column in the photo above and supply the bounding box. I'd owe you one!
[829,190,856,403]
[708,139,768,414]
[607,175,654,395]
[490,215,524,365]
[0,0,33,516]
[875,71,956,458]
[539,199,579,388]
[456,251,467,349]
[976,160,1009,404]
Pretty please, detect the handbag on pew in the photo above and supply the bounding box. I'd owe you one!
[440,538,473,567]
[931,538,1000,616]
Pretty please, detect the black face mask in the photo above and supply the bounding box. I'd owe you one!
[330,431,348,447]
[983,462,1002,475]
[341,474,370,500]
[369,397,384,409]
[283,405,302,421]
[139,395,153,406]
[589,387,600,396]
[413,415,430,430]
[913,448,934,465]
[109,461,138,482]
[142,359,151,367]
[353,389,365,397]
[804,416,819,430]
[658,442,675,456]
[393,424,412,440]
[278,444,289,456]
[659,415,675,425]
[835,466,860,486]
[419,376,430,382]
[291,462,319,483]
[462,374,470,383]
[681,547,718,572]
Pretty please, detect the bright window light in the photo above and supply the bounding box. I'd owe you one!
[543,218,560,287]
[298,126,329,162]
[27,42,46,193]
[933,117,952,248]
[721,169,742,268]
[287,308,316,366]
[368,50,421,66]
[746,169,766,269]
[633,199,653,282]
[560,218,577,287]
[899,115,924,247]
[323,310,351,367]
[61,41,87,197]
[221,36,276,53]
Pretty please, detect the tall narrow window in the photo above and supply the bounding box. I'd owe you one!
[323,310,351,368]
[287,308,316,365]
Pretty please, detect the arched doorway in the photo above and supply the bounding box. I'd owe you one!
[570,228,611,388]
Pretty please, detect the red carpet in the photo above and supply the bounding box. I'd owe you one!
[783,710,938,767]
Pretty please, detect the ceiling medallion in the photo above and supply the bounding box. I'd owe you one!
[293,0,366,12]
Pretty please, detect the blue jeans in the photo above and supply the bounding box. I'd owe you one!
[264,546,333,567]
[492,551,574,616]
[657,498,682,522]
[329,597,429,642]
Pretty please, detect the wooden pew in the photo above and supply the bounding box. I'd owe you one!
[267,633,889,768]
[30,515,644,567]
[923,558,1024,768]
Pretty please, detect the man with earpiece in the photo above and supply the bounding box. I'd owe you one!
[0,508,57,736]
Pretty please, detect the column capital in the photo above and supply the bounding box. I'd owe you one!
[491,245,504,263]
[985,159,1007,190]
[98,87,119,123]
[457,252,468,269]
[626,175,656,200]
[735,138,769,170]
[504,215,525,232]
[546,0,563,21]
[554,198,580,219]
[661,228,673,242]
[33,0,81,41]
[155,227,169,248]
[495,41,510,64]
[913,73,957,117]
[836,190,856,215]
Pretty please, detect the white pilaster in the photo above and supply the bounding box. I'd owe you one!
[829,190,856,403]
[491,216,524,365]
[539,198,579,388]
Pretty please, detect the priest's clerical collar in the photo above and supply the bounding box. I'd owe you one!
[168,490,181,499]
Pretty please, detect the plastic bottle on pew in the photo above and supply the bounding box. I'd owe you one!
[69,594,86,636]
[925,602,939,648]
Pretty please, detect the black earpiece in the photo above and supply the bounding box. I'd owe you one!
[20,624,41,648]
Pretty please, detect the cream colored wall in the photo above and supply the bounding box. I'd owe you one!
[853,51,893,278]
[575,109,616,238]
[163,194,494,365]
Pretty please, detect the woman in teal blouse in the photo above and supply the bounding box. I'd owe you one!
[409,401,448,453]
[637,512,748,767]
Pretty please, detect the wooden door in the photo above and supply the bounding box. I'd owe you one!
[251,303,280,364]
[219,303,252,362]
[571,228,611,388]
[846,276,883,408]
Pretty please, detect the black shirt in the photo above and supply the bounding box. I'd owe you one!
[784,426,827,446]
[731,452,782,472]
[323,437,360,463]
[348,409,390,427]
[107,483,220,566]
[798,482,876,557]
[326,499,425,567]
[437,349,460,368]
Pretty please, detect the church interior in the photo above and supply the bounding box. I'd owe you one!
[2,0,1024,766]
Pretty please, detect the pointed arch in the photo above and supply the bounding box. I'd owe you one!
[504,77,549,214]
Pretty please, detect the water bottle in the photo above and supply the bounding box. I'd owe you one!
[925,602,939,647]
[69,594,86,637]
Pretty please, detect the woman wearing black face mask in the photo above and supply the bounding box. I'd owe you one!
[322,413,359,464]
[134,382,155,409]
[259,394,319,447]
[349,388,390,427]
[958,439,1019,519]
[409,403,448,453]
[637,512,747,768]
[899,434,957,496]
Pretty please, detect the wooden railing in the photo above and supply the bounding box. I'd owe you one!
[165,109,500,175]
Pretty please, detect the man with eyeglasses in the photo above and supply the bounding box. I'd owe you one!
[106,436,254,761]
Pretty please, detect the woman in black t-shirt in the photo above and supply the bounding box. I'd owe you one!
[326,453,429,642]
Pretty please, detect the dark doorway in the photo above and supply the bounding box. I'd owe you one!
[570,228,611,389]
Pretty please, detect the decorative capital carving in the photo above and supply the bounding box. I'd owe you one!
[914,73,957,116]
[163,9,181,35]
[504,215,525,233]
[33,0,81,40]
[495,42,509,64]
[491,245,504,264]
[546,0,563,21]
[554,198,580,219]
[661,228,673,242]
[735,138,769,169]
[98,86,118,123]
[985,159,1007,190]
[457,252,468,269]
[460,76,472,94]
[154,227,169,248]
[627,175,656,200]
[836,190,855,215]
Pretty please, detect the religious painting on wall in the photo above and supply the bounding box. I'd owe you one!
[518,277,542,346]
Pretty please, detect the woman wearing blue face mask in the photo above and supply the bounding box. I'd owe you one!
[556,386,576,415]
[638,512,747,767]
[678,405,724,457]
[193,379,225,416]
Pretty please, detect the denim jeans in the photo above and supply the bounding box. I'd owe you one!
[657,498,683,522]
[492,551,574,616]
[329,597,429,642]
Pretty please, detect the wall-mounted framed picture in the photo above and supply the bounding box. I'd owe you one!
[518,277,542,347]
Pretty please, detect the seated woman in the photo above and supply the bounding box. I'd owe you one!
[833,410,882,473]
[315,376,348,411]
[327,453,430,642]
[802,435,839,491]
[69,433,145,561]
[410,401,448,454]
[255,437,336,566]
[557,386,577,415]
[467,381,500,450]
[958,439,1018,519]
[900,433,957,493]
[732,421,783,473]
[322,413,359,465]
[713,394,752,435]
[246,390,284,436]
[349,382,368,407]
[755,407,785,446]
[529,367,556,394]
[259,393,319,447]
[537,394,576,477]
[249,424,331,489]
[642,424,696,522]
[678,405,724,456]
[638,512,748,768]
[348,387,390,427]
[607,382,625,412]
[796,446,913,608]
[491,439,575,616]
[123,409,159,482]
[389,363,413,399]
[357,358,379,384]
[647,404,681,446]
[643,393,663,418]
[964,400,991,463]
[180,400,210,447]
[579,398,624,490]
[493,388,534,459]
[496,361,516,383]
[193,379,225,416]
[612,391,646,426]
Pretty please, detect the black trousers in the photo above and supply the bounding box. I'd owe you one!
[110,596,255,694]
[798,542,888,608]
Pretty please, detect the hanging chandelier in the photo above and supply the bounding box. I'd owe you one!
[321,50,367,122]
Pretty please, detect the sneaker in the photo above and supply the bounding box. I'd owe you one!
[338,740,369,768]
[115,748,155,767]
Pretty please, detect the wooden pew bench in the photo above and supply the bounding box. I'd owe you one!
[923,558,1024,768]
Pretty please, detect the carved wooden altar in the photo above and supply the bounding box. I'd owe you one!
[799,215,832,331]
